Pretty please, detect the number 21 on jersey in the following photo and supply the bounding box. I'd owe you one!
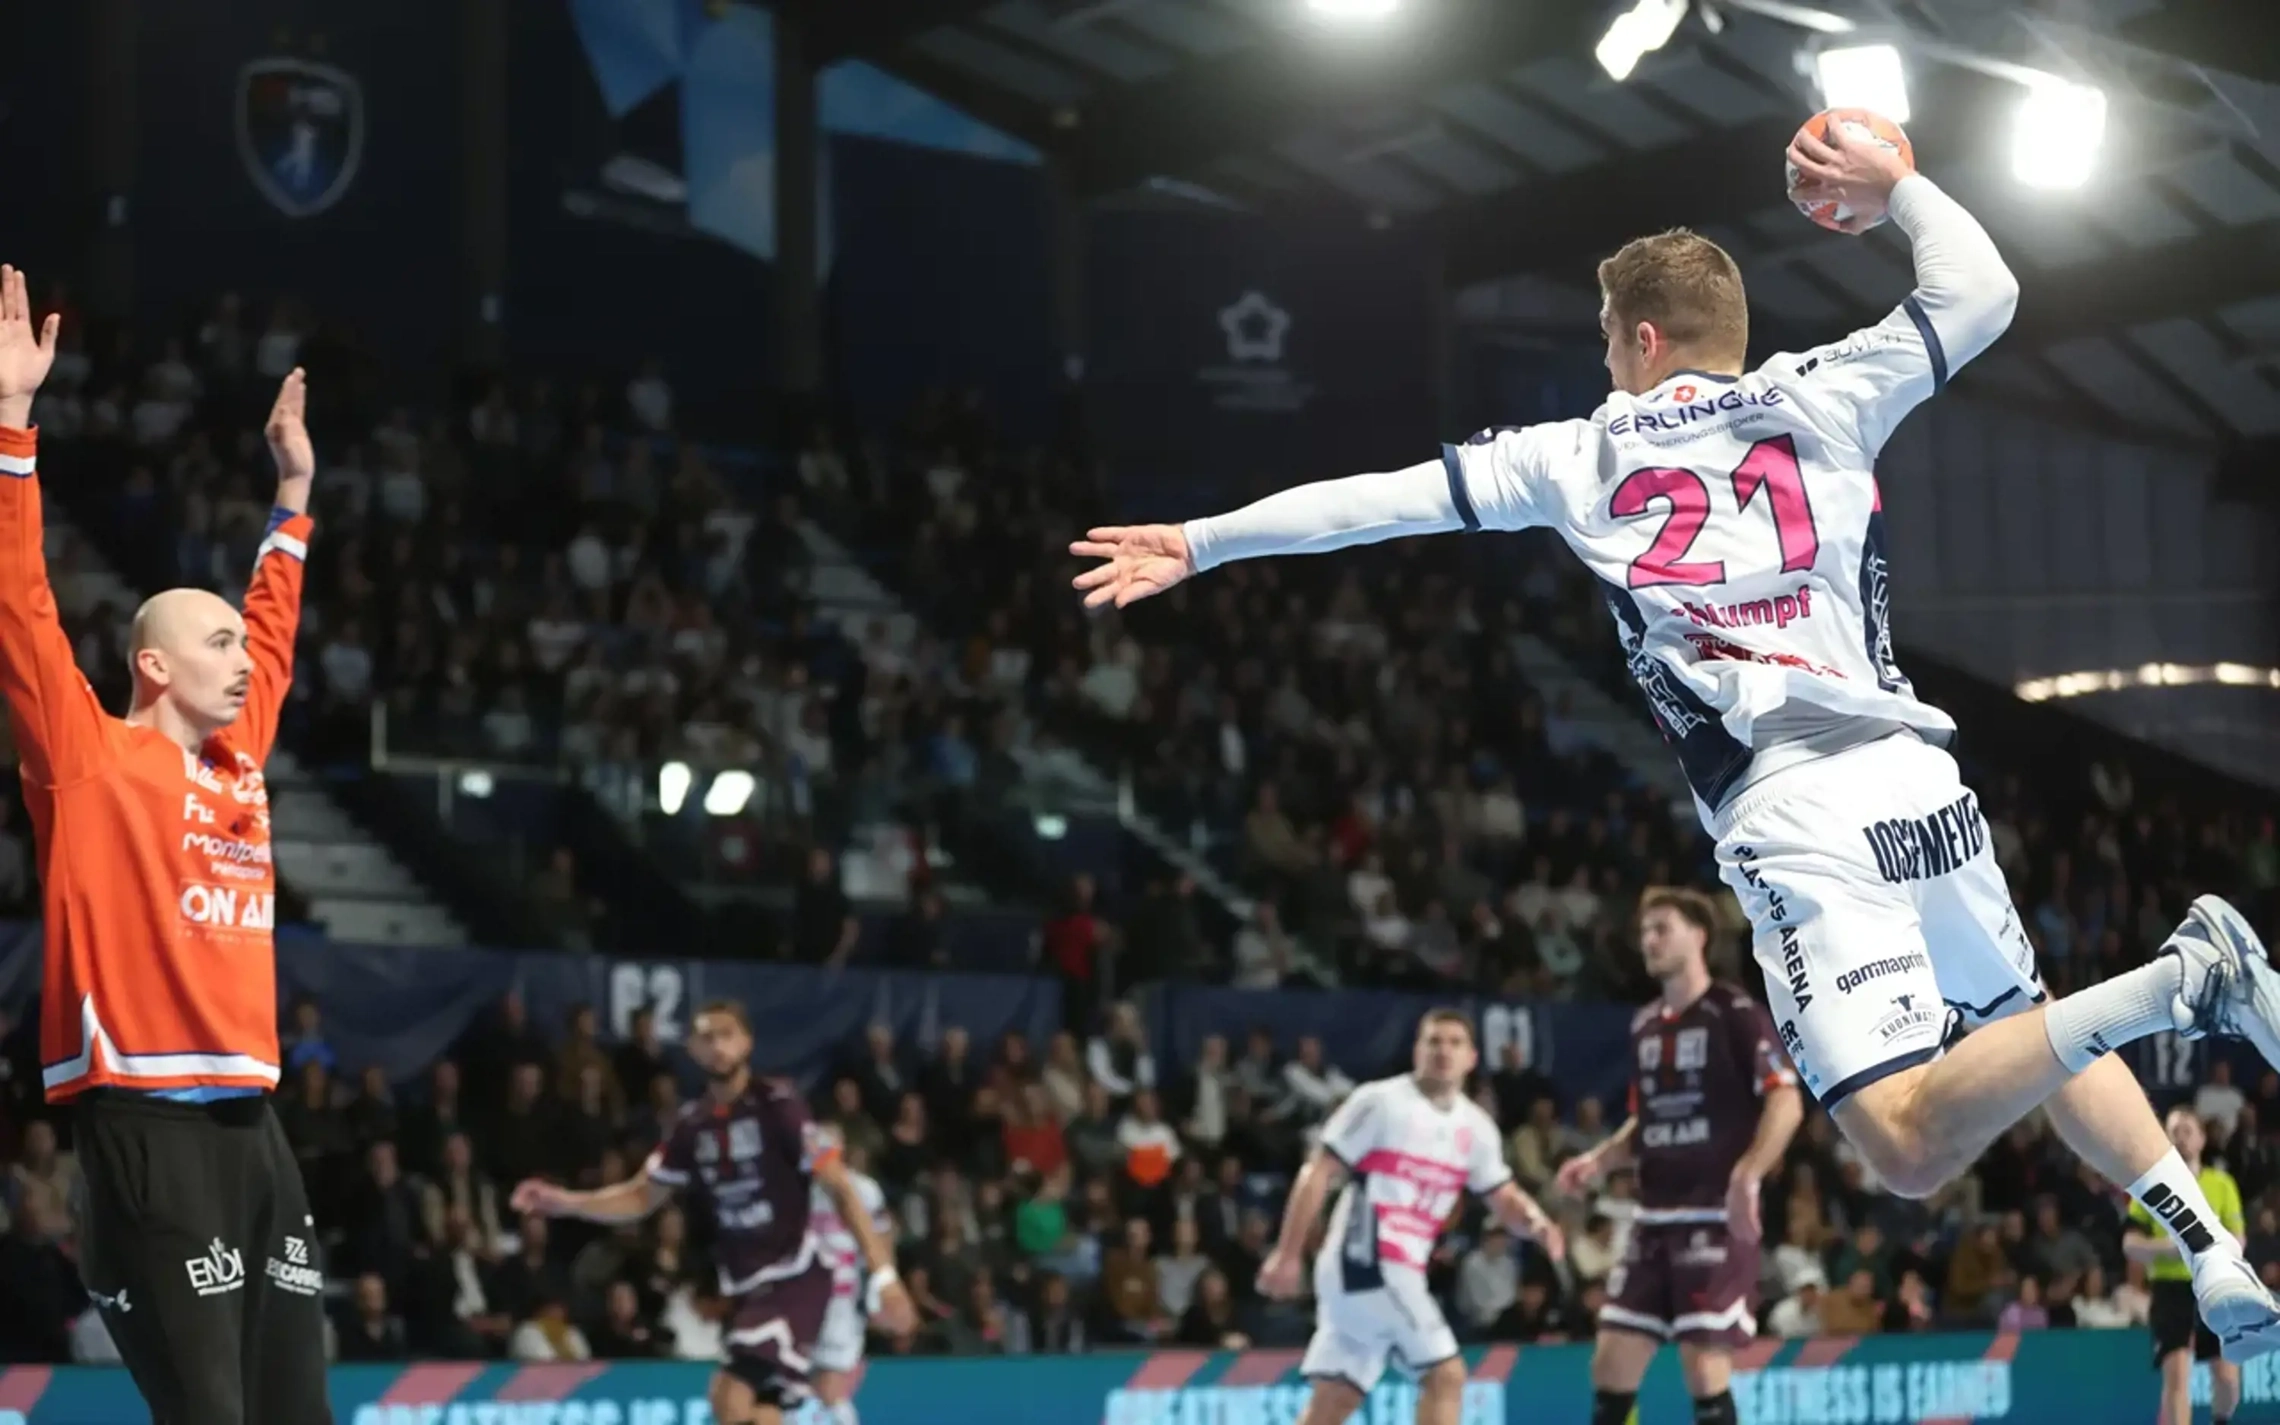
[1612,434,1818,589]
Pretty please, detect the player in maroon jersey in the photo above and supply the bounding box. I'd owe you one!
[514,1001,914,1424]
[1557,888,1804,1425]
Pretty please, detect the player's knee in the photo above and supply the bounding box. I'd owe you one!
[1834,1071,1955,1198]
[1419,1357,1466,1400]
[1301,1376,1366,1425]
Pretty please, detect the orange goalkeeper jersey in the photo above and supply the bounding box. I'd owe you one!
[0,426,310,1101]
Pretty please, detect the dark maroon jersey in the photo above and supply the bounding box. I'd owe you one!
[645,1076,829,1293]
[1627,982,1796,1213]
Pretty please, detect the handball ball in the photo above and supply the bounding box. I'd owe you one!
[1787,108,1914,231]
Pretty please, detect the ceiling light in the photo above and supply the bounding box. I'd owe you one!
[1814,44,1910,123]
[1596,0,1688,82]
[2012,79,2106,190]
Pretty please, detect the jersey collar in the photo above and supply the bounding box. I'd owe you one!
[1661,369,1741,389]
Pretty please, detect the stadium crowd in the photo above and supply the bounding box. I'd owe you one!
[0,293,2275,1372]
[13,294,2277,986]
[10,985,2280,1366]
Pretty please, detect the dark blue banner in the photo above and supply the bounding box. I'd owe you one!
[828,134,1059,438]
[505,0,778,409]
[132,0,460,367]
[0,920,2230,1110]
[0,6,89,282]
[1088,212,1441,519]
[0,927,1059,1091]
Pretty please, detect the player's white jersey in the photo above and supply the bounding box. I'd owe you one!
[809,1170,889,1300]
[1317,1075,1509,1283]
[1445,297,1976,814]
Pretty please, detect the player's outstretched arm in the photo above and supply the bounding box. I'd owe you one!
[1485,1181,1566,1262]
[235,369,315,763]
[1257,1146,1348,1298]
[1553,1116,1638,1196]
[816,1152,916,1335]
[1072,458,1473,610]
[511,1172,670,1224]
[0,265,112,787]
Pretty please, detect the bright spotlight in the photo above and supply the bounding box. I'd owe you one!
[1814,44,1910,124]
[703,770,757,817]
[2012,79,2106,190]
[1307,0,1399,19]
[1596,0,1688,82]
[659,760,693,815]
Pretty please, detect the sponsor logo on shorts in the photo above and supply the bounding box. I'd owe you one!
[1776,1020,1812,1087]
[87,1287,130,1314]
[1861,791,1987,885]
[1998,905,2035,976]
[1735,847,1812,1012]
[1836,952,1930,994]
[1871,994,1941,1047]
[266,1234,324,1296]
[186,1237,246,1297]
[1677,1230,1728,1266]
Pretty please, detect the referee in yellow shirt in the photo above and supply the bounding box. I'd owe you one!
[2126,1105,2245,1425]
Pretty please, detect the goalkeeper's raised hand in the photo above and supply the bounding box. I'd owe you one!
[0,266,60,430]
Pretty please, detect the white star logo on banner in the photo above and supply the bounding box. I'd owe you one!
[1220,290,1292,363]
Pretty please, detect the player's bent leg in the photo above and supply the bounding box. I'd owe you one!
[244,1109,334,1425]
[1297,1301,1383,1425]
[1415,1356,1467,1425]
[1588,1327,1658,1425]
[1590,1327,1660,1392]
[811,1370,858,1425]
[74,1096,254,1425]
[1296,1374,1367,1425]
[1833,1006,2108,1198]
[809,1293,864,1424]
[1678,1345,1737,1425]
[2212,1358,2241,1424]
[708,1370,779,1425]
[2156,1350,2192,1425]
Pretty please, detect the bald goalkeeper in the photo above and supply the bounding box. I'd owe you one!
[0,264,330,1423]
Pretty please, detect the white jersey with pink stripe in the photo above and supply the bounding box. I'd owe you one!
[809,1170,889,1299]
[1316,1074,1510,1278]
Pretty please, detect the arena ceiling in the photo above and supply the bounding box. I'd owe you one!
[798,0,2280,451]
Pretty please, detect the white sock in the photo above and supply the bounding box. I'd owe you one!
[2127,1148,2240,1270]
[2043,958,2183,1073]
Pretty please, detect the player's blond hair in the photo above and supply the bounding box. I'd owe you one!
[1596,228,1749,363]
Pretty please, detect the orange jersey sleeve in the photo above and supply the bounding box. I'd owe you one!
[236,509,312,765]
[0,427,119,786]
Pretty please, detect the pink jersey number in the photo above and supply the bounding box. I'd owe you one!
[1615,436,1820,589]
[1611,466,1725,588]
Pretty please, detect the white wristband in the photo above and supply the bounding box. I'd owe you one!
[864,1266,899,1314]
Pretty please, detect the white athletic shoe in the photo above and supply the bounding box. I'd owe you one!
[2194,1251,2280,1362]
[2167,895,2280,1068]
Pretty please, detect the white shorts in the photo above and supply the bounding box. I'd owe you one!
[1300,1259,1458,1397]
[1715,733,2043,1110]
[812,1292,865,1375]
